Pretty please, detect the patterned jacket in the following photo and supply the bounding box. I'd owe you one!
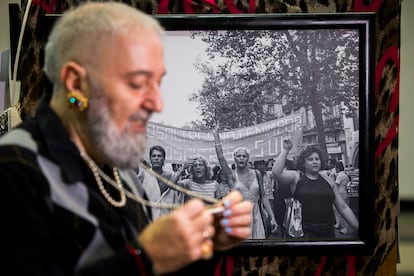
[0,98,220,275]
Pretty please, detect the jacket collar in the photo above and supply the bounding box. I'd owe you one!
[36,98,84,184]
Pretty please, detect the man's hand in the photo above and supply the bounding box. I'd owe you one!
[137,191,252,274]
[212,190,253,251]
[138,199,215,274]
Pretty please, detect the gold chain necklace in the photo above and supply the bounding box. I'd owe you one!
[140,164,220,204]
[80,151,220,209]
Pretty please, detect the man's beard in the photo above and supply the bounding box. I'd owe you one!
[87,85,147,169]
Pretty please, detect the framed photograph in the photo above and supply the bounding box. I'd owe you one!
[148,13,376,255]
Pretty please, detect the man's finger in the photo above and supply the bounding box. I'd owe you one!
[175,198,205,219]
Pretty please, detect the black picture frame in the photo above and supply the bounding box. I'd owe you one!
[42,12,376,256]
[151,13,376,256]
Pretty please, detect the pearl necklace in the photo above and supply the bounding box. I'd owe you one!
[80,151,127,207]
[80,152,220,210]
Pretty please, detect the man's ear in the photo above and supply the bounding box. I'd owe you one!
[60,61,88,95]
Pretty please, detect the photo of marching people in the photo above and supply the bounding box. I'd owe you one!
[142,27,361,240]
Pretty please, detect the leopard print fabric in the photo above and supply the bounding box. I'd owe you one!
[17,0,399,274]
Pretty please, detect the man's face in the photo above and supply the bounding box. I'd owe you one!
[150,149,165,169]
[86,28,165,168]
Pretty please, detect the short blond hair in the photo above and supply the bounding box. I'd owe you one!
[233,147,250,158]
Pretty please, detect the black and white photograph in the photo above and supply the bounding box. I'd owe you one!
[144,14,375,255]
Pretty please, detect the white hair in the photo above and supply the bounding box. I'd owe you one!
[43,2,164,90]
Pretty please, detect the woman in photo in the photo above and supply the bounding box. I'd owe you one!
[272,139,358,239]
[213,123,278,239]
[173,155,228,202]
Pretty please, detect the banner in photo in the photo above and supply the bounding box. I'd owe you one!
[146,111,304,164]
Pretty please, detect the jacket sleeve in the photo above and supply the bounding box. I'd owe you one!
[0,146,142,276]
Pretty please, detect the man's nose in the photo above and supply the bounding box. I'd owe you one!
[143,82,164,113]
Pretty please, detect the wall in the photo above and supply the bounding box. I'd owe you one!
[400,0,414,201]
[0,0,20,52]
[0,0,20,111]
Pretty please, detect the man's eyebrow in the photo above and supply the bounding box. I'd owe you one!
[125,70,167,78]
[125,70,152,78]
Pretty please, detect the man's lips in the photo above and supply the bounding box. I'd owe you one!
[128,112,151,132]
[129,117,147,133]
